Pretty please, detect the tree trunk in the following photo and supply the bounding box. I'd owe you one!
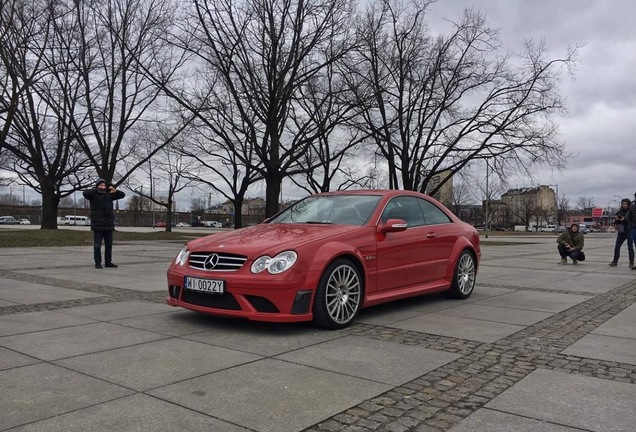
[264,175,281,218]
[165,201,172,232]
[40,183,60,230]
[233,197,244,228]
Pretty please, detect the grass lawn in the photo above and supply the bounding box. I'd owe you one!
[0,229,210,247]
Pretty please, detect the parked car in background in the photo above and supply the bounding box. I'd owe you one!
[204,221,223,228]
[18,219,31,225]
[153,221,167,228]
[540,225,556,232]
[176,222,191,227]
[555,226,567,233]
[579,224,589,234]
[167,189,481,329]
[0,216,18,225]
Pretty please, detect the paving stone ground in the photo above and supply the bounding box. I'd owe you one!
[1,230,635,432]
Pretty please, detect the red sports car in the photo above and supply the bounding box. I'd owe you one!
[166,190,480,329]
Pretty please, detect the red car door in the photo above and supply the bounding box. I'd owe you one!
[375,197,439,291]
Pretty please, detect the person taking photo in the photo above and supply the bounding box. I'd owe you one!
[83,179,125,269]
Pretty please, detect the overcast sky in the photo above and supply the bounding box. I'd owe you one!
[3,0,635,212]
[429,0,636,209]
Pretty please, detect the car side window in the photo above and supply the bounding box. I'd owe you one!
[380,196,426,227]
[418,199,452,225]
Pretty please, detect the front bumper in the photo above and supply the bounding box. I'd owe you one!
[166,266,317,323]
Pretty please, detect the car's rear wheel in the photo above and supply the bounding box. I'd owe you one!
[446,250,476,299]
[313,258,363,330]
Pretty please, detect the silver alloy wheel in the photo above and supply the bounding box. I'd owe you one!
[325,264,362,324]
[457,253,476,295]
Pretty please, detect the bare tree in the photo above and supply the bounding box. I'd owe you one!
[163,0,357,217]
[58,0,191,187]
[127,194,151,226]
[557,194,569,225]
[126,142,196,232]
[0,0,40,153]
[349,0,577,194]
[449,179,474,218]
[0,0,95,228]
[575,196,595,213]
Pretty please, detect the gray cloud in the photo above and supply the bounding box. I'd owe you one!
[430,0,636,207]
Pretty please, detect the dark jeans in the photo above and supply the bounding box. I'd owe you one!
[613,230,634,263]
[558,244,581,260]
[93,230,113,264]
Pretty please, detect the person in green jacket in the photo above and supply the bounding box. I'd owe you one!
[556,223,585,265]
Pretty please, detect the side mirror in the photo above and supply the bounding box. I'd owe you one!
[380,218,408,234]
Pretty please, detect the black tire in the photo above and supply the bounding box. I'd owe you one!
[313,258,363,330]
[446,250,476,299]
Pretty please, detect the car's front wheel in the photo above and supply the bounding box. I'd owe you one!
[313,258,363,330]
[446,250,476,299]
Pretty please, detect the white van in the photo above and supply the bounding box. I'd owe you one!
[64,215,90,226]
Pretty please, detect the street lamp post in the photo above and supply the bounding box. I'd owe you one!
[485,161,489,239]
[546,183,559,225]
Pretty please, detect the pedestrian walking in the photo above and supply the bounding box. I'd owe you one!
[83,179,126,268]
[609,198,633,268]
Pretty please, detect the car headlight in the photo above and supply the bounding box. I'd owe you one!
[251,250,298,274]
[174,245,190,266]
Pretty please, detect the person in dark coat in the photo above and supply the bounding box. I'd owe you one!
[609,198,633,268]
[83,178,125,268]
[632,192,636,270]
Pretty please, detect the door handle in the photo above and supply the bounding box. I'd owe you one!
[426,232,436,239]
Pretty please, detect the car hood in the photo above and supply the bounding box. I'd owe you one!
[187,223,363,256]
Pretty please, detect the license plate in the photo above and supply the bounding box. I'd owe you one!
[184,277,225,294]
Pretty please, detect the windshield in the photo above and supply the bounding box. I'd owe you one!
[269,195,382,226]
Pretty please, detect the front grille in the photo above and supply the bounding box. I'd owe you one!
[182,290,241,310]
[189,252,247,272]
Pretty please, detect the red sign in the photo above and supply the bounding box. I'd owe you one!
[592,207,603,218]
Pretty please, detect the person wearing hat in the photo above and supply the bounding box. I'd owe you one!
[82,179,126,268]
[556,223,585,265]
[609,198,633,268]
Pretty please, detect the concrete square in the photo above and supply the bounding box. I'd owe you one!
[438,303,552,326]
[183,320,343,356]
[0,363,131,430]
[275,335,460,385]
[357,294,457,326]
[0,322,166,361]
[0,310,96,337]
[112,310,216,336]
[486,368,636,432]
[56,338,261,391]
[484,270,572,288]
[10,394,249,432]
[0,346,40,371]
[389,313,525,343]
[474,290,592,313]
[148,358,391,432]
[0,278,104,304]
[590,303,636,339]
[0,299,19,307]
[59,301,174,321]
[449,408,582,432]
[562,334,636,365]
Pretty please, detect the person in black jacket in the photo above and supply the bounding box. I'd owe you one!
[609,198,633,268]
[83,179,126,268]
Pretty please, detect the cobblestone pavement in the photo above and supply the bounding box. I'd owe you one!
[308,278,636,432]
[1,235,635,431]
